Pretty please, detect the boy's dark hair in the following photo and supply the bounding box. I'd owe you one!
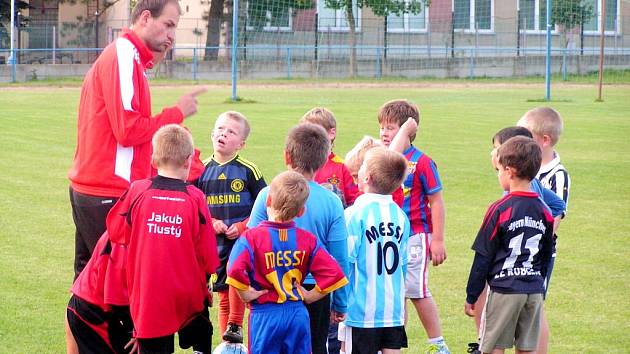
[131,0,182,24]
[377,99,420,142]
[492,126,533,145]
[497,136,541,181]
[285,123,331,175]
[269,171,310,222]
[364,147,408,195]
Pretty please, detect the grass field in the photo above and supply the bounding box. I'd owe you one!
[0,82,629,353]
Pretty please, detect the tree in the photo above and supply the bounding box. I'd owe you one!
[551,0,593,48]
[203,0,314,61]
[0,0,30,49]
[323,0,429,77]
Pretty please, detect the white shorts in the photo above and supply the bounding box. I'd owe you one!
[405,233,432,299]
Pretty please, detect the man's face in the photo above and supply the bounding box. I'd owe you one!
[142,3,180,53]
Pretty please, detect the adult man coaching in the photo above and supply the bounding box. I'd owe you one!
[68,0,206,279]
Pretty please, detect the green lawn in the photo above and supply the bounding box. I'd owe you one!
[0,82,629,353]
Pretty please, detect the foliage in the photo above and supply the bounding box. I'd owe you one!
[551,0,594,32]
[247,0,314,30]
[0,0,30,48]
[323,0,429,17]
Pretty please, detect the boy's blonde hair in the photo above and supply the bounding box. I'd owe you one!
[300,107,337,131]
[269,171,310,222]
[377,99,420,142]
[217,111,251,139]
[152,124,194,168]
[285,123,331,175]
[345,136,382,180]
[363,147,408,195]
[518,107,563,146]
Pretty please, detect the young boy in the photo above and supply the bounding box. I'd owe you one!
[301,107,359,208]
[108,124,219,354]
[467,126,566,354]
[377,99,449,353]
[247,123,349,354]
[65,231,133,354]
[342,147,411,354]
[195,111,267,343]
[227,171,349,354]
[465,136,554,354]
[517,107,571,354]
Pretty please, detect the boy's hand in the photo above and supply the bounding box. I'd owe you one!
[430,240,447,266]
[464,302,475,317]
[400,117,418,138]
[330,310,346,323]
[225,224,241,239]
[212,219,228,234]
[237,287,268,303]
[295,281,327,304]
[124,338,138,354]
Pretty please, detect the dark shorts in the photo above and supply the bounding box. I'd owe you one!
[303,283,331,354]
[349,326,407,353]
[69,187,117,279]
[138,309,212,354]
[66,295,132,354]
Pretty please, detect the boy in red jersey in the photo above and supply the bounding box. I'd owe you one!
[227,171,348,354]
[465,136,554,354]
[108,124,219,354]
[377,100,450,353]
[301,107,359,208]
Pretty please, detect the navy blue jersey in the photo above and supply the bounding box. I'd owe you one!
[195,155,266,290]
[471,191,554,295]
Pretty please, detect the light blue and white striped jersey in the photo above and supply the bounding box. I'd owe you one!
[344,193,411,328]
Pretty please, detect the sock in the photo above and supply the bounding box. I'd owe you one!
[428,336,445,344]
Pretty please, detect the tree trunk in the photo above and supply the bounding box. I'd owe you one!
[204,0,225,60]
[345,3,357,77]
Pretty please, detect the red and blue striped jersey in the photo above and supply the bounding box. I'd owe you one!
[314,152,359,208]
[226,221,348,305]
[401,145,443,234]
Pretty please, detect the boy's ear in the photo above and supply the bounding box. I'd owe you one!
[296,206,306,218]
[284,150,292,168]
[265,194,272,207]
[542,134,553,148]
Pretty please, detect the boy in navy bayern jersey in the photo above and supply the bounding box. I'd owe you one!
[226,171,348,354]
[341,147,410,354]
[247,123,349,354]
[195,111,267,344]
[465,136,554,354]
[108,124,220,354]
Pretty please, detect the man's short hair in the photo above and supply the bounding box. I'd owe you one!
[497,136,541,181]
[217,111,251,139]
[300,107,337,131]
[377,99,420,142]
[285,123,331,175]
[518,107,563,146]
[269,171,310,222]
[363,147,408,195]
[131,0,182,24]
[492,126,533,145]
[152,124,193,168]
[344,136,382,179]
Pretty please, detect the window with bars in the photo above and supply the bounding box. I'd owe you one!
[318,0,361,31]
[453,0,493,32]
[518,0,555,32]
[387,1,428,32]
[583,0,619,33]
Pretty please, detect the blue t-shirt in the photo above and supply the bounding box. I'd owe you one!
[248,180,349,313]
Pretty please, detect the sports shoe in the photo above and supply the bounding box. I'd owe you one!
[222,323,243,343]
[467,342,481,354]
[425,340,451,354]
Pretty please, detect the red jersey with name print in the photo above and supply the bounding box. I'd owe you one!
[226,220,348,304]
[472,191,554,294]
[314,153,359,208]
[107,176,219,338]
[401,145,443,234]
